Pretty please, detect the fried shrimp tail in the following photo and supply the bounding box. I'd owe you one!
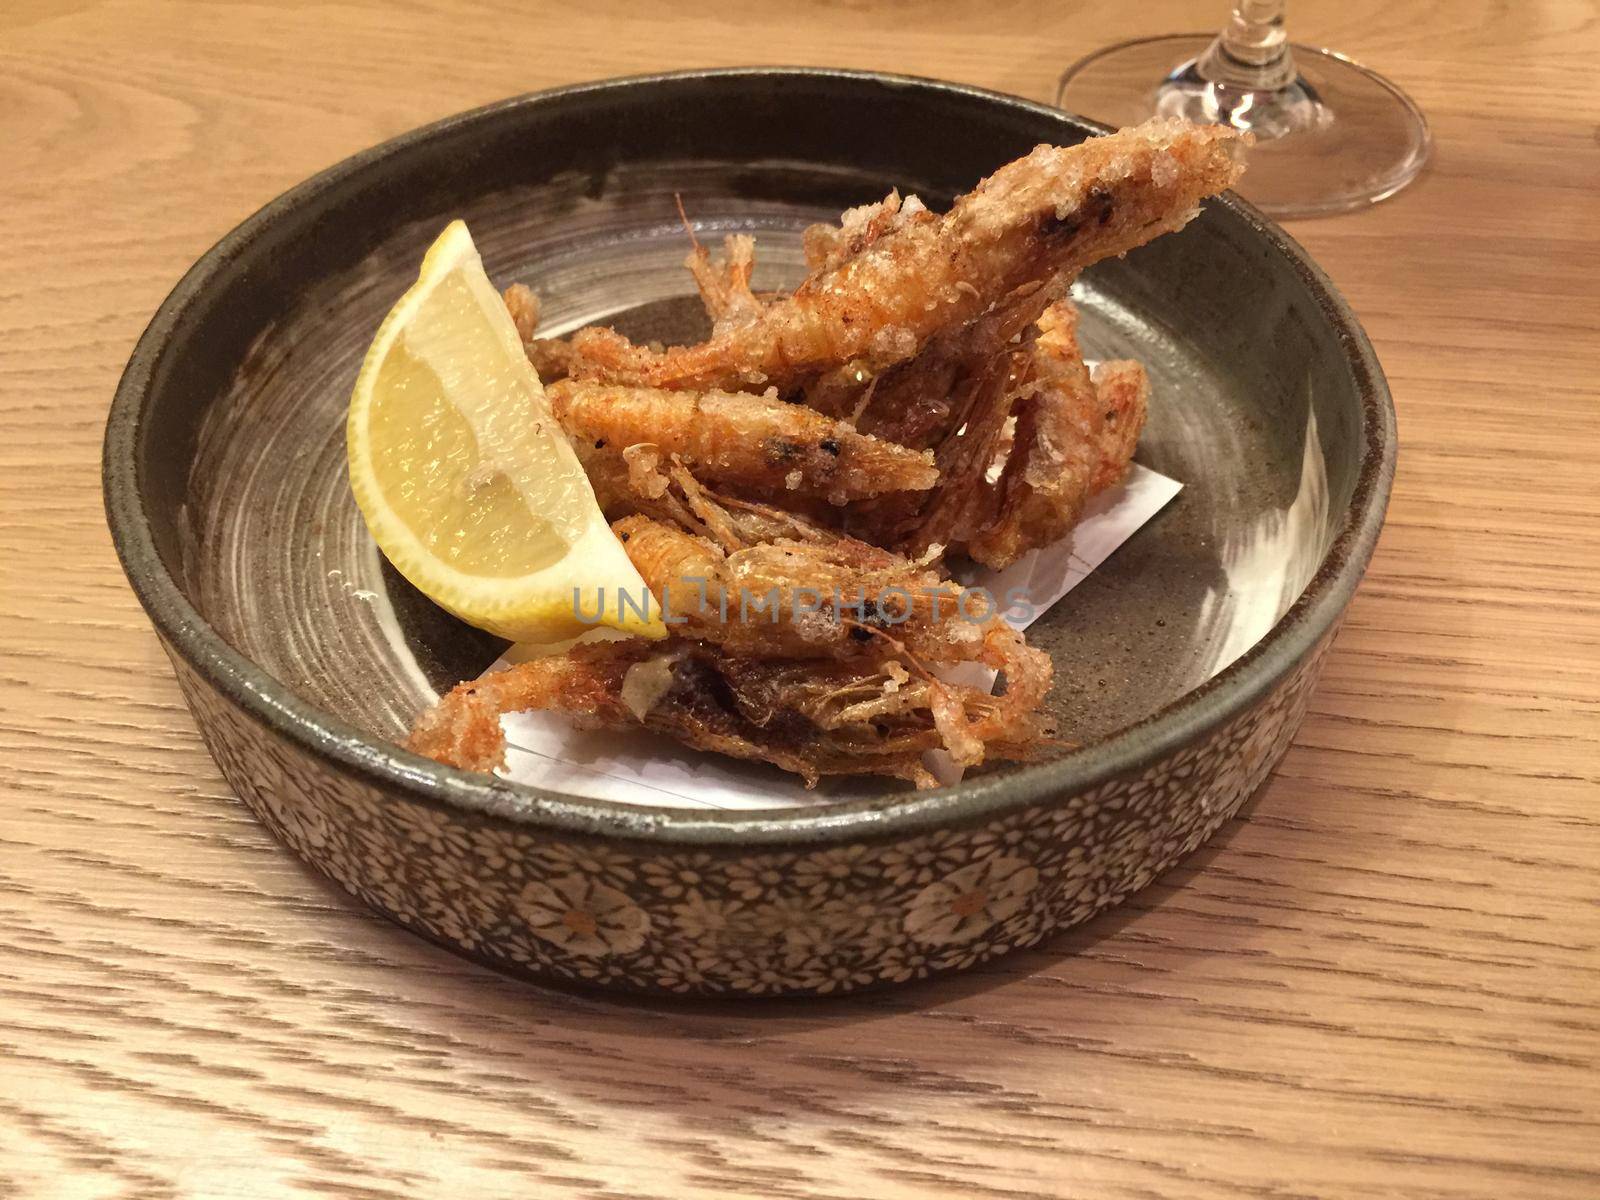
[568,120,1245,393]
[502,282,577,382]
[549,381,937,504]
[841,299,1151,567]
[685,232,765,334]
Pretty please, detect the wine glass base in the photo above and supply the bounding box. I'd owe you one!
[1057,34,1431,218]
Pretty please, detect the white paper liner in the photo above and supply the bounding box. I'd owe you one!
[493,463,1180,810]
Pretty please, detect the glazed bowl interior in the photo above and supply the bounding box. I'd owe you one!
[119,70,1380,810]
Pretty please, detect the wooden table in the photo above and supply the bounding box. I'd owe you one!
[3,1,1597,1195]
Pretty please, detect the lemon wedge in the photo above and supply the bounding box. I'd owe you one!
[346,220,665,644]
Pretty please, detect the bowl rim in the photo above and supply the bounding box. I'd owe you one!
[103,66,1396,848]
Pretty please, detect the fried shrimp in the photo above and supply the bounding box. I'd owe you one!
[882,344,1028,558]
[838,299,1149,567]
[548,380,937,504]
[406,640,1054,787]
[609,496,1053,733]
[837,295,1052,553]
[567,120,1244,393]
[502,282,577,382]
[404,124,1246,792]
[965,307,1150,567]
[836,281,1066,538]
[613,514,967,662]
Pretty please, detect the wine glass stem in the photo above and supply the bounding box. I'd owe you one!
[1198,0,1297,91]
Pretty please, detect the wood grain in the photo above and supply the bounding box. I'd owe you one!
[2,1,1598,1196]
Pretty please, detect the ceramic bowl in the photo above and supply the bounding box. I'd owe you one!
[104,69,1394,996]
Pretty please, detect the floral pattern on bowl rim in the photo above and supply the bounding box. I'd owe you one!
[170,631,1330,997]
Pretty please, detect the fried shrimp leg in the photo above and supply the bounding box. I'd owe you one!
[407,643,641,774]
[567,120,1244,393]
[548,381,937,505]
[406,641,1053,787]
[837,294,1052,551]
[882,344,1027,557]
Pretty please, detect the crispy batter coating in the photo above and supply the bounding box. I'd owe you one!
[567,120,1244,393]
[801,190,933,275]
[549,380,936,505]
